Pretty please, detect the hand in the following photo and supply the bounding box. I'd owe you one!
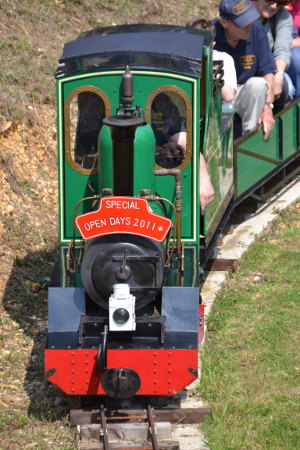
[200,176,215,214]
[274,72,284,99]
[156,141,185,164]
[258,105,274,141]
[199,152,214,214]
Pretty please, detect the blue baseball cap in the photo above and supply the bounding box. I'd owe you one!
[219,0,260,28]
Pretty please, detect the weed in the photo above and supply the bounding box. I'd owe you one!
[15,256,25,267]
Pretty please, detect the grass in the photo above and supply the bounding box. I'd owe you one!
[199,203,300,449]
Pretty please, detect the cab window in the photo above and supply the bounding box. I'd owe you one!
[65,87,110,174]
[146,87,192,169]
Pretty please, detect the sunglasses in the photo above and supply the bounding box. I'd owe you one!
[266,0,291,5]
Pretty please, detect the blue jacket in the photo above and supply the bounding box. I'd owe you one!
[214,19,276,85]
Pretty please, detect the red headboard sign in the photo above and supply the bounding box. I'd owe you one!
[76,196,172,242]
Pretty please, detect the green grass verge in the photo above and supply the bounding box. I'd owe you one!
[199,202,300,449]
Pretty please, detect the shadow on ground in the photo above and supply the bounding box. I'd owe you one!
[2,248,79,422]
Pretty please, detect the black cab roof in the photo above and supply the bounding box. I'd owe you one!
[56,24,212,78]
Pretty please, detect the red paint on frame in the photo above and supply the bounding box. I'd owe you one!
[45,348,198,396]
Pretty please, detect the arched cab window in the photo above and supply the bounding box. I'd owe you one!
[64,87,111,175]
[145,86,192,170]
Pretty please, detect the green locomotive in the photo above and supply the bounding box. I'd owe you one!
[45,24,300,400]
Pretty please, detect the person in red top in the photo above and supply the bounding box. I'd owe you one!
[287,0,300,97]
[289,0,300,32]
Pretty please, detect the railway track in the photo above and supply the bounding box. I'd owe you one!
[72,402,212,449]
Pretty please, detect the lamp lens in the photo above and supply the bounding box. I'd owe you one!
[113,308,130,324]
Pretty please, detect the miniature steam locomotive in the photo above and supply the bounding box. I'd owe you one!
[44,24,300,400]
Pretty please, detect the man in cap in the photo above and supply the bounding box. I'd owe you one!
[214,0,276,139]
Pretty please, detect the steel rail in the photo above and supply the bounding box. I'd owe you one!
[147,404,159,450]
